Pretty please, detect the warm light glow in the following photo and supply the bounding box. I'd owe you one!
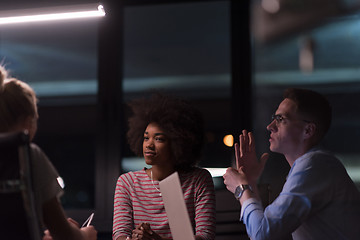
[0,4,105,25]
[261,0,280,14]
[223,134,234,147]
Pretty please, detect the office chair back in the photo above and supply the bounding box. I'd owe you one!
[0,131,42,240]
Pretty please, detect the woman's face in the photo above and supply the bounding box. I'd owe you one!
[143,122,173,167]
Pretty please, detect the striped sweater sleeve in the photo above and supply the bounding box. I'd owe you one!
[190,168,216,240]
[112,173,134,239]
[113,168,216,240]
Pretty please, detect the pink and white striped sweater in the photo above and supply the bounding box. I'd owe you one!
[112,167,216,240]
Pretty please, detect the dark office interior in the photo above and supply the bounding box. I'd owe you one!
[1,0,360,239]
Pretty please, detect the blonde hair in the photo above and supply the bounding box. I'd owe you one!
[0,65,38,132]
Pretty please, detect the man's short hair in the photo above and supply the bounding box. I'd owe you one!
[284,88,332,143]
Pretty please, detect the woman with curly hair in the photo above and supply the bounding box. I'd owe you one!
[112,93,216,240]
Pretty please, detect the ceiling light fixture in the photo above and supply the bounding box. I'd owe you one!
[0,4,105,25]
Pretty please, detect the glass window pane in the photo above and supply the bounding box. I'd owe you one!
[122,1,232,172]
[253,12,360,190]
[0,19,99,208]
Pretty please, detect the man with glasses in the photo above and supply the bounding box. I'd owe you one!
[223,88,360,239]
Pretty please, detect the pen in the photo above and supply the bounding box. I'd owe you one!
[82,213,94,227]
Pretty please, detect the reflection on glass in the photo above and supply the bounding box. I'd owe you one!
[0,20,99,208]
[253,13,360,189]
[122,1,232,169]
[0,20,98,97]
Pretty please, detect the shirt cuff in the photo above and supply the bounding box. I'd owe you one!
[240,198,262,221]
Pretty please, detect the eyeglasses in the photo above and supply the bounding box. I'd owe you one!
[271,114,287,125]
[271,114,311,125]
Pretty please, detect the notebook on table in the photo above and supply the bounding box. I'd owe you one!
[159,172,195,240]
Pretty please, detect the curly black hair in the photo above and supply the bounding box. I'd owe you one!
[127,93,204,171]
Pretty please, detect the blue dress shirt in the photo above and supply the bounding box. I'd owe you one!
[240,149,360,240]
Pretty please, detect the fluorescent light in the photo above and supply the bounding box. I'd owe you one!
[0,4,105,25]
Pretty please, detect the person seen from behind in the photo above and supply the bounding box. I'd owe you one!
[0,65,97,240]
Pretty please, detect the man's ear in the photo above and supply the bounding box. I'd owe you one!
[304,122,316,140]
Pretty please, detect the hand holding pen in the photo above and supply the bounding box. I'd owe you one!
[82,213,94,228]
[42,215,96,240]
[80,213,97,240]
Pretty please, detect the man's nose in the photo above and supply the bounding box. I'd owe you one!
[266,119,276,132]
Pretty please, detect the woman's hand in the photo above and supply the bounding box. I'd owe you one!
[80,225,97,240]
[131,223,164,240]
[42,218,97,240]
[43,218,79,240]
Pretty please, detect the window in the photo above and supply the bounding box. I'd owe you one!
[121,1,233,174]
[0,19,99,208]
[253,9,360,190]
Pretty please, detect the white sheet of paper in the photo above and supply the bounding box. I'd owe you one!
[159,172,195,240]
